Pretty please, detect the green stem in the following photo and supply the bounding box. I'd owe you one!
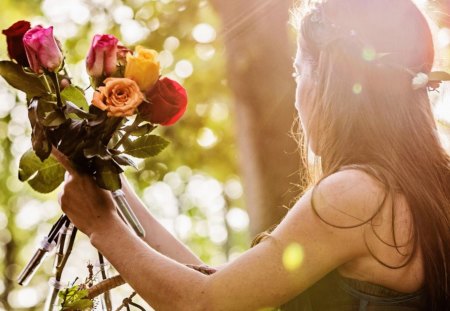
[112,117,141,149]
[102,117,124,146]
[59,226,77,272]
[49,72,63,107]
[113,131,132,150]
[46,222,69,311]
[54,228,67,280]
[40,75,53,94]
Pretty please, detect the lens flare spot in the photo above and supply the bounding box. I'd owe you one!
[282,243,304,271]
[353,83,363,94]
[362,47,376,62]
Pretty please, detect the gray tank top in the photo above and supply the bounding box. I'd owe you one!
[279,270,425,311]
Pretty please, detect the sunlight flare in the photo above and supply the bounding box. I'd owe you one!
[282,243,304,271]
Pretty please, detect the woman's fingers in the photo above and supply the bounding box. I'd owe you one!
[51,147,77,175]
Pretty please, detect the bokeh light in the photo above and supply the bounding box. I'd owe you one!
[362,47,377,62]
[197,127,218,148]
[192,23,216,43]
[352,83,363,94]
[175,60,194,78]
[282,243,304,272]
[8,287,40,308]
[226,207,249,231]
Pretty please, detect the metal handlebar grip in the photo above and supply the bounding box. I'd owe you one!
[112,190,145,238]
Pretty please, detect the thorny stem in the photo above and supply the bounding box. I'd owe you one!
[98,252,113,311]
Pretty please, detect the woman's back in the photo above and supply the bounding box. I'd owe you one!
[304,169,423,291]
[337,189,424,294]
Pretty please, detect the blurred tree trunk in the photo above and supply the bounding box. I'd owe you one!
[432,0,450,27]
[211,0,304,237]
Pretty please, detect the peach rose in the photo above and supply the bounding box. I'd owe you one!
[91,78,144,117]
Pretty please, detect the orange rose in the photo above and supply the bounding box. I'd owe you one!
[91,78,144,117]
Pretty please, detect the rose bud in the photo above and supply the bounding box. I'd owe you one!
[86,34,119,78]
[125,46,160,92]
[117,44,132,67]
[22,26,63,74]
[2,20,31,67]
[139,78,188,126]
[91,77,144,117]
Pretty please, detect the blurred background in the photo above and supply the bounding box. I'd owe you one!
[0,0,448,309]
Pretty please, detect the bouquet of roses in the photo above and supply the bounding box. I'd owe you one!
[1,20,187,235]
[1,20,188,307]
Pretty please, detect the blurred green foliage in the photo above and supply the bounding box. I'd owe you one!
[0,0,448,309]
[0,0,247,309]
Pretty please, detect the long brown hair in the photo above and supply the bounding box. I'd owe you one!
[293,0,450,308]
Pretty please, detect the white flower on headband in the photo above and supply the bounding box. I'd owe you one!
[412,72,429,90]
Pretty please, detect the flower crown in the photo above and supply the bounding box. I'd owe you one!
[305,3,450,91]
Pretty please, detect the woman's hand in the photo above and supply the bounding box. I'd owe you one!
[53,148,120,238]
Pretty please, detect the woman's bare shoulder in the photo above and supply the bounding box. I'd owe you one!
[309,168,388,227]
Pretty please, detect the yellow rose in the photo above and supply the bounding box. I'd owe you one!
[124,46,160,92]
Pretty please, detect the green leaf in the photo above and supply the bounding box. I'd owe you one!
[60,286,93,309]
[61,86,89,111]
[65,299,93,309]
[41,110,66,127]
[19,149,44,182]
[122,123,155,136]
[122,135,169,158]
[113,154,138,169]
[65,101,96,120]
[18,149,66,193]
[93,158,122,191]
[37,98,66,127]
[83,142,111,160]
[0,61,46,97]
[53,119,87,156]
[28,100,52,160]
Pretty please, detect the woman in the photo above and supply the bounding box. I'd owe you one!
[57,0,450,309]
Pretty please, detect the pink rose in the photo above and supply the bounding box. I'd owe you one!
[22,25,63,74]
[139,78,188,126]
[86,34,119,78]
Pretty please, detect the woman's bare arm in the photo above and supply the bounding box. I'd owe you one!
[62,169,377,310]
[120,175,204,265]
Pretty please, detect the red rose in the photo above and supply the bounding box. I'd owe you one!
[139,78,188,126]
[2,20,31,67]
